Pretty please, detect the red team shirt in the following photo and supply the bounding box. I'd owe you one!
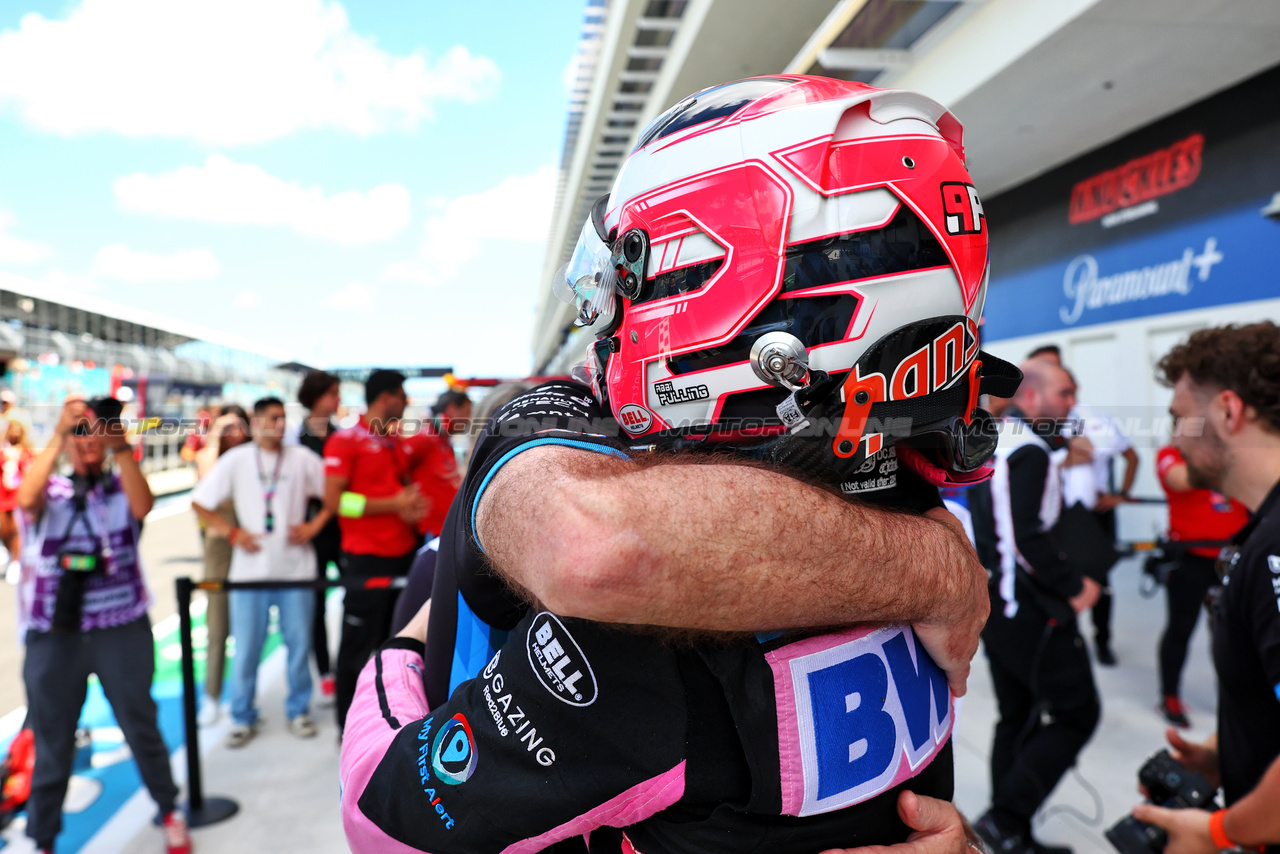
[401,425,461,538]
[1156,446,1249,558]
[323,416,418,557]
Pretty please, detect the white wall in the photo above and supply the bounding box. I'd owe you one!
[983,295,1280,542]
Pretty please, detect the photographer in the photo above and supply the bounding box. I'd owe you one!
[1129,322,1280,853]
[15,398,190,854]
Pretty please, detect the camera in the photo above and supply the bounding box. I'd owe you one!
[50,549,105,633]
[1106,749,1218,853]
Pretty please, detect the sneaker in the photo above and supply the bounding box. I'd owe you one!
[974,811,1032,854]
[288,714,318,738]
[224,721,258,748]
[163,810,191,854]
[317,674,336,707]
[1158,695,1191,728]
[4,559,19,585]
[1094,643,1117,666]
[198,694,221,726]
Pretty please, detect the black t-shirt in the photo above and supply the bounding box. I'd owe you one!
[1213,478,1280,805]
[296,417,342,556]
[414,380,954,850]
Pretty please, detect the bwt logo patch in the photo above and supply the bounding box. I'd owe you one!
[940,182,984,236]
[431,713,477,785]
[786,627,952,816]
[653,380,709,407]
[527,612,598,707]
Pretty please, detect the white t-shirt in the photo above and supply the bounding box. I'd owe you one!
[1061,403,1132,509]
[191,443,326,582]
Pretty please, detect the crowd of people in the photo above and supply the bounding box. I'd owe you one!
[186,370,472,745]
[5,73,1280,854]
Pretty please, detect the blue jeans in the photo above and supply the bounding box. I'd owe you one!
[229,588,314,725]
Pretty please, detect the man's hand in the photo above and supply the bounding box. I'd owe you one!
[912,507,989,698]
[55,399,88,439]
[288,520,322,545]
[1166,728,1220,788]
[1069,577,1101,613]
[394,484,428,523]
[1093,493,1129,513]
[820,792,972,854]
[234,531,262,554]
[1129,806,1213,854]
[1064,435,1094,467]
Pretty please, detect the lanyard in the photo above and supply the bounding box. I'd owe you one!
[59,478,116,565]
[255,446,285,533]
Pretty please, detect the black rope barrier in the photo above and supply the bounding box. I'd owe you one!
[175,573,407,827]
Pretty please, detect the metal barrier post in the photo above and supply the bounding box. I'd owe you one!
[176,576,239,827]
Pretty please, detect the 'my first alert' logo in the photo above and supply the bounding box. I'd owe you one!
[414,712,478,831]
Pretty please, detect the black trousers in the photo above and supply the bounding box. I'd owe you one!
[983,592,1101,828]
[1090,507,1118,647]
[1158,552,1218,698]
[311,531,342,677]
[23,618,179,849]
[334,550,414,731]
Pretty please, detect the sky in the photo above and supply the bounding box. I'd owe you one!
[0,0,587,378]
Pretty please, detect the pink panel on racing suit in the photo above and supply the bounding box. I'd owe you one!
[341,648,436,854]
[764,624,954,817]
[498,761,687,854]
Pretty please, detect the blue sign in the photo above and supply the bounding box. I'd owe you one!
[983,198,1280,342]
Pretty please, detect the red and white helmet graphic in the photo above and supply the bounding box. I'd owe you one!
[555,76,1018,475]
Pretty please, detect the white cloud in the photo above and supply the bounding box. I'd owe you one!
[233,289,262,308]
[0,210,52,263]
[115,154,411,245]
[322,281,374,310]
[94,243,219,282]
[0,0,500,145]
[384,166,556,285]
[42,269,99,292]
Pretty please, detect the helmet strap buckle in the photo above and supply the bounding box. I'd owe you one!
[833,373,883,460]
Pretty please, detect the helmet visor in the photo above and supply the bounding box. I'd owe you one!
[553,219,618,331]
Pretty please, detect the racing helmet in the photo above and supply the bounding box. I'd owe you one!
[554,76,1019,478]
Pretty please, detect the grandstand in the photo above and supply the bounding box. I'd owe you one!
[0,272,297,472]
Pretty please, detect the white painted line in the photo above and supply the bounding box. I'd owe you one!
[146,496,193,522]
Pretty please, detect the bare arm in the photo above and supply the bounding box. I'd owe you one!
[17,434,63,518]
[1118,446,1139,495]
[1163,460,1193,493]
[111,443,153,520]
[192,501,234,538]
[18,400,85,517]
[477,446,988,691]
[323,474,422,517]
[1219,751,1280,848]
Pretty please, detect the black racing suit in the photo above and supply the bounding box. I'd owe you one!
[340,381,957,853]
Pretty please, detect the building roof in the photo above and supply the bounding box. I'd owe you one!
[0,271,291,362]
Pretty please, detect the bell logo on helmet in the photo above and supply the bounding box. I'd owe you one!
[941,182,984,236]
[618,404,653,435]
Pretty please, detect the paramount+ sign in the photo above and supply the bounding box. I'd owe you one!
[1068,133,1203,225]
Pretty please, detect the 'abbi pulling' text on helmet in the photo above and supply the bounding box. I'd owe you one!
[554,76,1020,481]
